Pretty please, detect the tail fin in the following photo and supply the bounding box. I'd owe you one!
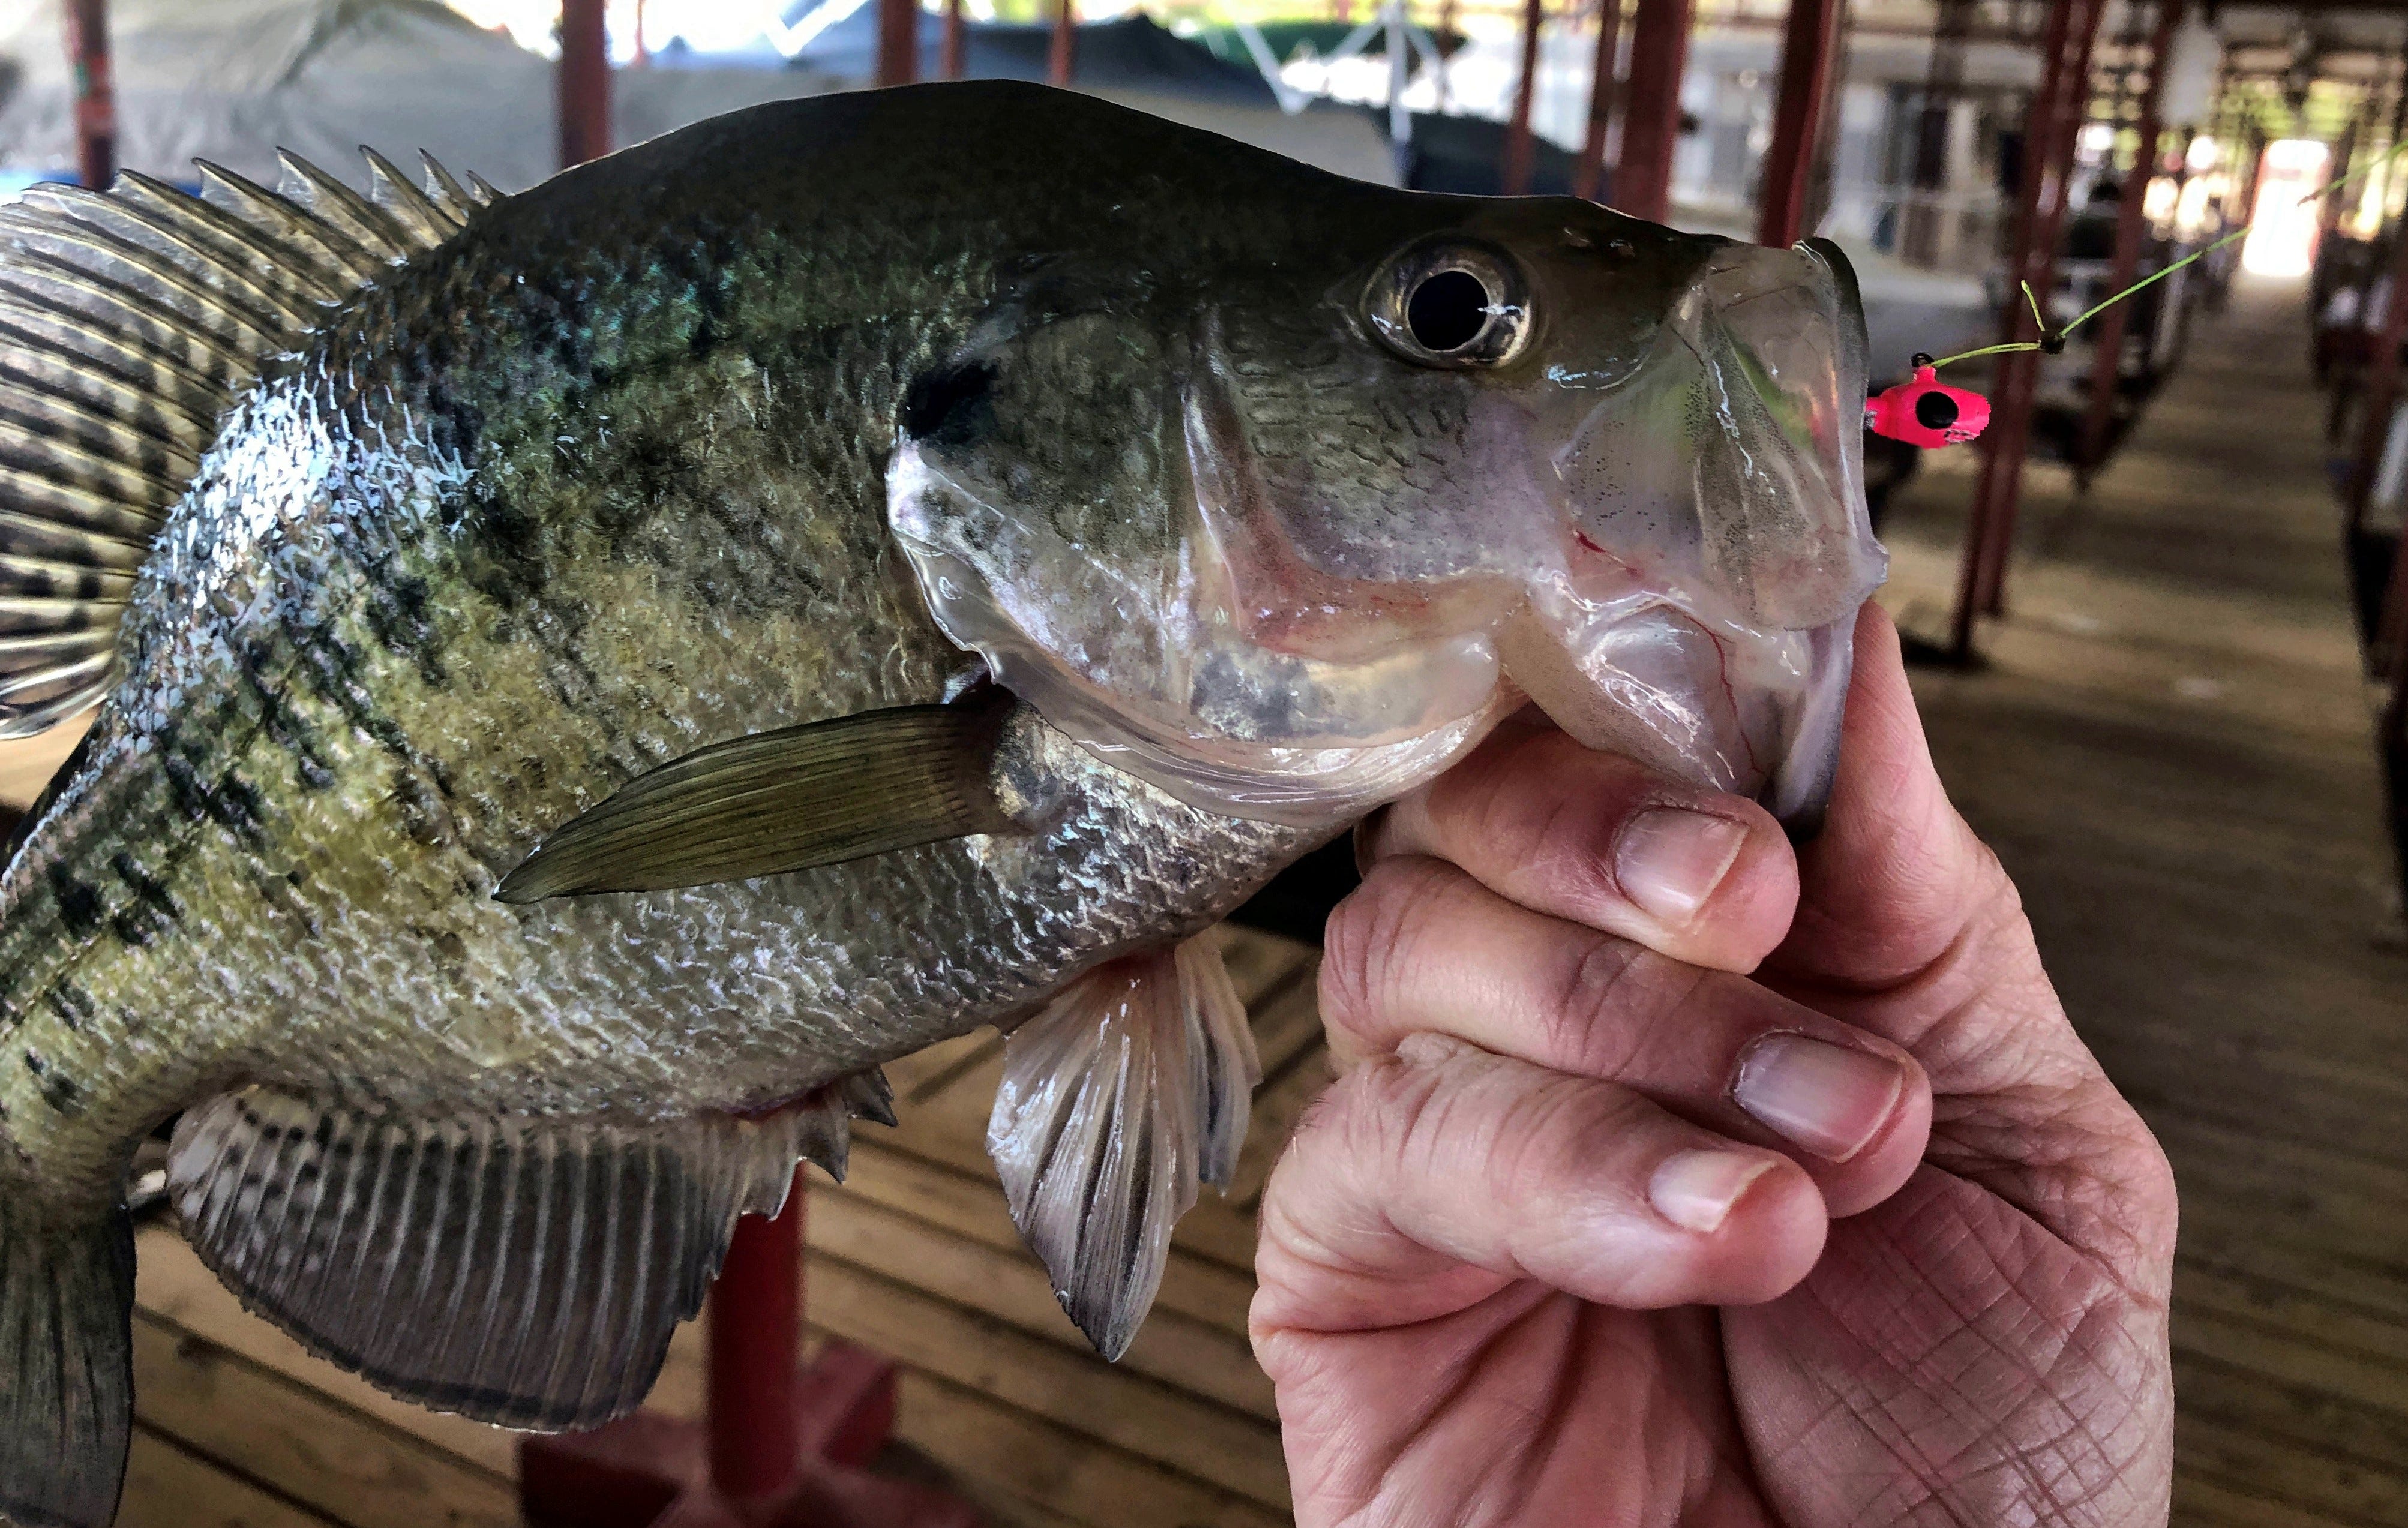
[0,1201,134,1528]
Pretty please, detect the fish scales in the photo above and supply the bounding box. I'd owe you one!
[0,116,1332,1191]
[0,84,1886,1526]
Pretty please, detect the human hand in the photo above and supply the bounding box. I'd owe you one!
[1251,604,2176,1527]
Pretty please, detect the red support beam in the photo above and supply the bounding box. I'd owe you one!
[708,1179,806,1497]
[62,0,113,191]
[1948,0,2107,655]
[1755,0,1845,247]
[1049,0,1076,87]
[1617,0,1693,222]
[1575,0,1622,201]
[1504,0,1547,194]
[2077,0,2184,473]
[877,0,919,86]
[559,0,611,170]
[943,0,965,79]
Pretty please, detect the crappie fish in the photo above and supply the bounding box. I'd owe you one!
[0,83,1881,1526]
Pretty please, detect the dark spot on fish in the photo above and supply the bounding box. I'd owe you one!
[433,930,468,965]
[107,852,180,947]
[361,563,449,689]
[23,1050,82,1115]
[901,360,997,448]
[46,864,104,940]
[235,639,336,791]
[43,981,96,1033]
[392,769,451,847]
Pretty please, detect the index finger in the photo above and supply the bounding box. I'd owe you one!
[1358,718,1802,974]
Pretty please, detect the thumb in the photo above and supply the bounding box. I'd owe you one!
[1774,602,2006,992]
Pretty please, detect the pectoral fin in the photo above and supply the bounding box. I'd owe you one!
[986,934,1260,1361]
[498,693,1019,903]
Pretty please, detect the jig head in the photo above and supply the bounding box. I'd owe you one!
[1866,355,1992,448]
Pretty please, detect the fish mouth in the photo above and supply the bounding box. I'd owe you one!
[1497,602,1855,834]
[885,230,1881,834]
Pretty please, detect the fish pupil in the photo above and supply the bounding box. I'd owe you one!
[1407,269,1492,353]
[1913,390,1960,430]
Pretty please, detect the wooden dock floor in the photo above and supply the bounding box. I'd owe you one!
[4,272,2399,1527]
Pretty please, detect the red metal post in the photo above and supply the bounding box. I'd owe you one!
[62,0,113,191]
[943,0,965,79]
[634,0,649,66]
[1049,0,1076,87]
[1948,0,2105,654]
[1973,0,2104,615]
[559,0,611,170]
[1504,0,1548,194]
[1755,0,1844,247]
[2077,0,2183,472]
[1617,0,1693,221]
[877,0,919,86]
[709,1175,806,1500]
[1575,0,1623,201]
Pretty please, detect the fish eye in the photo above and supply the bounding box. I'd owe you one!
[1913,390,1960,430]
[1367,240,1533,369]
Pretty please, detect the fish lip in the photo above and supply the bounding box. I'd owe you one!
[1756,613,1855,838]
[1501,599,1861,837]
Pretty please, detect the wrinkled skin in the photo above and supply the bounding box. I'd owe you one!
[1253,607,2176,1526]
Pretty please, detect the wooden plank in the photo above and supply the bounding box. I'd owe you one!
[2148,1112,2408,1266]
[2177,1233,2408,1329]
[2175,1260,2408,1400]
[868,1363,1290,1528]
[803,1249,1287,1509]
[2173,1343,2408,1480]
[134,1227,523,1478]
[129,1311,519,1528]
[2174,1411,2408,1528]
[0,716,89,808]
[2174,1466,2369,1528]
[119,1425,340,1528]
[835,1145,1259,1338]
[809,1178,1276,1420]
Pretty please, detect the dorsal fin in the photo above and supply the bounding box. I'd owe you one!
[0,149,491,739]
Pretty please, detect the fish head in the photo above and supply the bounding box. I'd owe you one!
[889,193,1885,831]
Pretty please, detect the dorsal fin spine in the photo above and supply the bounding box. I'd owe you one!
[195,161,389,288]
[117,172,350,307]
[0,148,495,736]
[359,149,457,250]
[418,154,480,224]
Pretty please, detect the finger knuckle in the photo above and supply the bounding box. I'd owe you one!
[1318,859,1467,1041]
[1539,936,1701,1078]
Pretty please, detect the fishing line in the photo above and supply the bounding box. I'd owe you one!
[1923,136,2405,374]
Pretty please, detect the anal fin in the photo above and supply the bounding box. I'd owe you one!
[986,934,1260,1361]
[0,1200,133,1528]
[165,1079,880,1431]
